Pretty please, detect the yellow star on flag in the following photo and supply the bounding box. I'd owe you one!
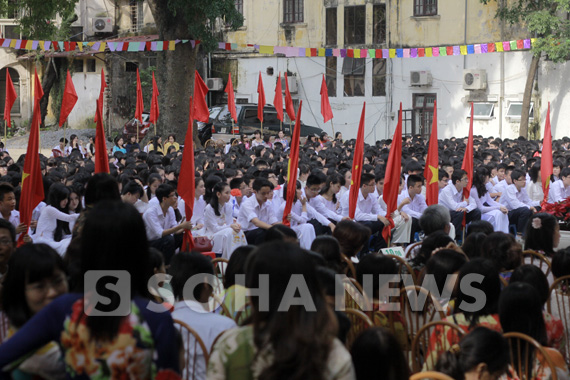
[428,165,438,185]
[22,172,30,183]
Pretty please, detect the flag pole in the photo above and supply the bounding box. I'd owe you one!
[261,121,263,138]
[63,122,67,155]
[3,121,6,148]
[136,121,139,143]
[330,120,335,136]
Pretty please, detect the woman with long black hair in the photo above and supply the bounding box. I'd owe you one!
[470,167,509,233]
[31,183,78,256]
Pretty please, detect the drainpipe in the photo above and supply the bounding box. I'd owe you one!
[499,0,505,138]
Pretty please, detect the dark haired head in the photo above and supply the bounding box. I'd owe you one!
[461,232,486,259]
[524,213,558,256]
[332,220,371,257]
[306,172,326,188]
[499,282,546,345]
[452,169,467,185]
[252,177,272,192]
[168,251,214,301]
[265,224,298,244]
[481,232,522,272]
[84,173,120,207]
[310,236,342,273]
[155,183,175,203]
[466,220,494,237]
[223,245,256,289]
[425,249,467,294]
[552,247,570,278]
[413,230,453,268]
[209,181,230,217]
[356,254,398,300]
[510,264,549,306]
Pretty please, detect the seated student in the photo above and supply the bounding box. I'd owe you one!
[435,327,509,380]
[481,232,522,283]
[438,170,450,195]
[120,180,144,205]
[237,177,279,245]
[492,164,513,195]
[51,138,67,157]
[312,173,344,224]
[278,181,316,250]
[0,183,27,236]
[548,167,570,203]
[304,173,337,235]
[229,177,245,219]
[439,169,481,240]
[339,173,388,251]
[471,167,509,233]
[524,213,560,257]
[143,183,192,264]
[378,174,413,244]
[499,168,539,235]
[0,219,15,278]
[398,174,427,242]
[169,252,236,380]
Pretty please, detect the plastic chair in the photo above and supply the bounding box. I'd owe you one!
[173,319,210,380]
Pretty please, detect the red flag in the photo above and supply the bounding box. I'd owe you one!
[135,68,144,124]
[348,103,366,219]
[284,72,295,121]
[320,74,333,123]
[178,96,196,251]
[257,72,266,122]
[18,97,43,246]
[149,71,160,124]
[33,69,44,103]
[382,103,403,241]
[461,103,474,199]
[94,69,106,123]
[424,100,439,205]
[94,100,110,174]
[273,73,283,122]
[282,101,303,226]
[3,70,17,129]
[225,72,237,123]
[193,71,209,123]
[541,102,553,202]
[58,70,78,127]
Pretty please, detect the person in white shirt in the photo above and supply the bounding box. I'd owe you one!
[169,252,236,380]
[339,172,389,251]
[438,169,481,240]
[380,174,412,244]
[492,166,514,195]
[310,173,344,224]
[237,178,280,244]
[179,177,206,236]
[438,170,450,195]
[204,182,247,259]
[0,183,26,236]
[499,169,539,235]
[397,174,427,242]
[526,164,544,203]
[304,173,336,235]
[143,183,192,264]
[548,167,570,203]
[471,167,509,233]
[51,137,67,157]
[279,181,316,249]
[229,177,248,219]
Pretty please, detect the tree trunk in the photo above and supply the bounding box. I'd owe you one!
[146,0,202,148]
[38,58,59,127]
[520,54,540,138]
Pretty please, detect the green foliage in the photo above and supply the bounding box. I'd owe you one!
[166,0,244,51]
[0,0,78,40]
[481,0,570,62]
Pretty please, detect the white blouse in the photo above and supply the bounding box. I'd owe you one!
[204,202,234,235]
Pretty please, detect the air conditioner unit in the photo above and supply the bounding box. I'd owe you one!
[463,69,487,90]
[410,71,432,86]
[206,78,224,91]
[281,75,298,94]
[92,17,113,33]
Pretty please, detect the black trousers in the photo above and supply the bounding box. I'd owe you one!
[149,233,183,265]
[358,220,387,252]
[410,217,422,243]
[508,207,533,235]
[449,209,482,240]
[308,219,332,236]
[244,228,267,245]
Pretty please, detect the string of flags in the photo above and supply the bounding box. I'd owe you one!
[0,35,535,57]
[217,38,536,58]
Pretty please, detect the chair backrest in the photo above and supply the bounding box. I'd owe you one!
[406,242,422,259]
[522,250,552,277]
[504,332,558,380]
[209,294,232,318]
[341,254,357,278]
[173,319,210,380]
[547,274,570,363]
[343,277,372,314]
[210,330,226,353]
[211,258,229,282]
[410,320,466,373]
[390,254,418,287]
[400,286,446,349]
[52,149,62,158]
[409,371,455,380]
[344,308,374,349]
[0,312,9,344]
[234,302,251,326]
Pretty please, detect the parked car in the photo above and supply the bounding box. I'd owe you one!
[123,112,151,141]
[204,104,322,143]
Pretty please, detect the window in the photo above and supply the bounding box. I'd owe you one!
[235,0,243,14]
[373,4,386,45]
[125,62,138,72]
[506,102,534,119]
[469,103,495,119]
[414,0,437,16]
[284,0,303,23]
[242,109,260,124]
[129,0,143,33]
[326,8,337,46]
[86,59,96,73]
[73,60,84,73]
[344,6,365,45]
[70,26,83,41]
[0,67,20,117]
[326,56,336,97]
[343,58,365,97]
[3,25,18,39]
[413,94,436,137]
[401,109,414,137]
[372,59,386,96]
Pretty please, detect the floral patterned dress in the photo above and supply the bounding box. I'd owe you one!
[0,293,180,380]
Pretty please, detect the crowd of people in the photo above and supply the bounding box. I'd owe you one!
[0,130,566,379]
